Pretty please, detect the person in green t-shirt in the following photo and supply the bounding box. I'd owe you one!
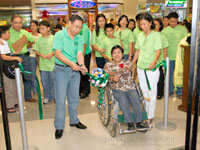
[78,11,92,99]
[91,14,107,68]
[161,12,188,96]
[34,21,55,105]
[100,23,122,63]
[8,14,36,102]
[117,15,134,61]
[132,13,162,124]
[154,18,169,99]
[53,15,88,139]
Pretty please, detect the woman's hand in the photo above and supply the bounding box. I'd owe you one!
[113,75,120,83]
[148,60,157,70]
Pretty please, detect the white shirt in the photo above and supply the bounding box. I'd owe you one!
[0,39,11,54]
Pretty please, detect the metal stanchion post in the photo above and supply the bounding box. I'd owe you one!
[15,68,39,150]
[155,57,177,131]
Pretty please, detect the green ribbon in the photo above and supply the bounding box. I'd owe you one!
[18,63,43,120]
[85,72,109,109]
[144,60,166,90]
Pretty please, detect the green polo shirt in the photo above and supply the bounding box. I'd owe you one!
[79,23,91,55]
[8,27,35,54]
[100,36,121,59]
[33,35,55,71]
[158,33,169,63]
[91,28,106,57]
[133,26,142,41]
[117,28,134,55]
[161,25,187,60]
[135,31,162,70]
[53,27,83,64]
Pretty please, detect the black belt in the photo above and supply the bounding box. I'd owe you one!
[11,52,30,56]
[55,63,69,67]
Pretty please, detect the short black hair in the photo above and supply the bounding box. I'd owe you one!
[39,20,50,27]
[111,45,124,55]
[168,12,179,19]
[184,22,191,33]
[154,18,164,31]
[105,23,114,31]
[70,15,83,24]
[11,14,22,22]
[128,18,136,31]
[135,13,143,21]
[139,13,155,30]
[110,18,114,22]
[30,20,39,26]
[0,26,9,37]
[164,16,169,19]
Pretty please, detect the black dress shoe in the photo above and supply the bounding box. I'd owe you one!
[55,130,63,139]
[80,93,88,99]
[70,122,87,129]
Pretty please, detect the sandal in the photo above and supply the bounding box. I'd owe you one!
[7,108,16,113]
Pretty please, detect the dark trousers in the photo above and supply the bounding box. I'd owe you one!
[80,53,91,95]
[157,66,165,97]
[96,57,105,69]
[19,55,33,100]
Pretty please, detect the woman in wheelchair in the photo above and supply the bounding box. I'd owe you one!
[104,45,148,131]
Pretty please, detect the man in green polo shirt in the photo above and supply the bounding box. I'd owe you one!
[8,14,36,102]
[162,12,187,96]
[78,11,92,99]
[53,15,88,139]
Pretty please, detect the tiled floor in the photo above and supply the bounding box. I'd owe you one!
[1,89,200,150]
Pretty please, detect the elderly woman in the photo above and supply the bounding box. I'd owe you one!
[104,45,148,130]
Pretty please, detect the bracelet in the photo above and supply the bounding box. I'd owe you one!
[79,64,85,67]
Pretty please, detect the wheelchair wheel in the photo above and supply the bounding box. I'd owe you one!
[107,101,118,137]
[98,87,112,126]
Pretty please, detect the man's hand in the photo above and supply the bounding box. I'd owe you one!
[113,75,120,82]
[80,65,88,75]
[16,57,23,63]
[41,54,46,59]
[70,62,81,71]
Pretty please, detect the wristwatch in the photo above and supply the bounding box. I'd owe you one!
[79,64,85,67]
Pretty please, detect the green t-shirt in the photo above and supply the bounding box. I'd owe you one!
[133,26,142,41]
[117,28,134,55]
[33,35,55,71]
[158,33,169,63]
[161,25,188,60]
[79,23,91,55]
[53,27,83,64]
[91,28,106,57]
[100,36,121,59]
[135,31,162,70]
[8,27,35,54]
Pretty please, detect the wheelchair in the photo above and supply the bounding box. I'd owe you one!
[98,80,151,137]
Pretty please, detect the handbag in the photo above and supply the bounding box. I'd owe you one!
[1,59,19,79]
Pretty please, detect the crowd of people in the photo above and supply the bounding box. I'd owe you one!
[0,11,191,139]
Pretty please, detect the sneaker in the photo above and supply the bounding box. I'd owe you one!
[127,123,135,131]
[136,122,149,129]
[43,98,51,105]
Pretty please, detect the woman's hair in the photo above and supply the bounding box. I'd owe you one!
[128,18,136,31]
[118,15,129,28]
[30,20,39,26]
[95,14,107,37]
[154,18,163,31]
[111,45,124,55]
[139,13,155,30]
[184,22,191,33]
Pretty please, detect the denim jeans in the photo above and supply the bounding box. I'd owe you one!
[54,65,80,130]
[40,71,54,101]
[176,87,183,96]
[19,55,32,100]
[169,60,175,94]
[112,89,142,123]
[30,57,37,94]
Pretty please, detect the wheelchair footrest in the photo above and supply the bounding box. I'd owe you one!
[117,112,148,123]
